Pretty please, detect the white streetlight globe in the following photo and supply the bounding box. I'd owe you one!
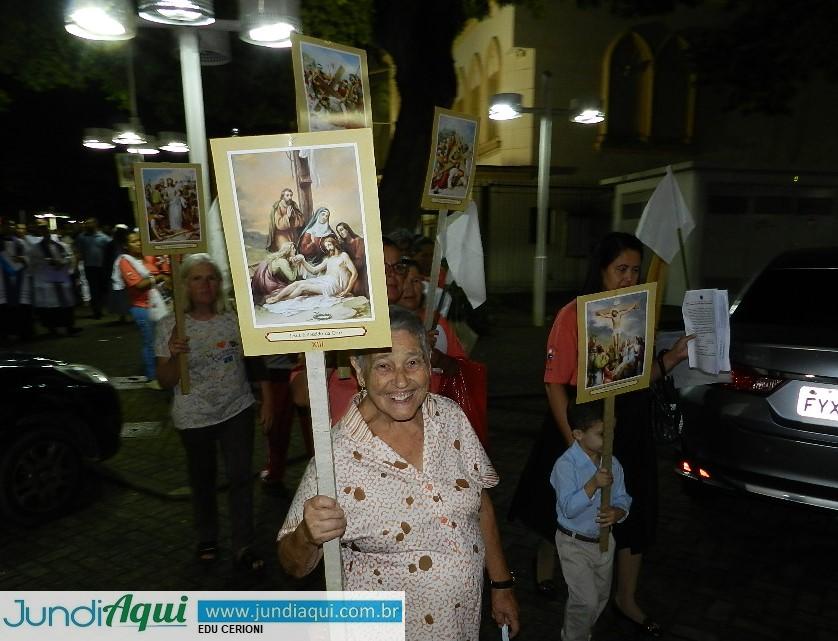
[488,93,523,121]
[239,0,302,48]
[84,141,118,149]
[246,22,296,47]
[158,131,190,153]
[160,142,190,152]
[569,99,605,125]
[64,1,136,41]
[82,128,117,149]
[112,123,148,146]
[139,0,215,26]
[127,136,161,155]
[571,108,605,124]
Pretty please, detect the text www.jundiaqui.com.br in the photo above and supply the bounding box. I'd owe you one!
[198,600,403,624]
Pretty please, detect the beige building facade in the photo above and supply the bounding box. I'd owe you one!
[452,2,838,298]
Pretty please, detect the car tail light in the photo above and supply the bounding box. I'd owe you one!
[680,459,711,480]
[720,364,783,396]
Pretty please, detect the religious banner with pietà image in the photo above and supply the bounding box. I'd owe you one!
[210,128,390,356]
[575,282,657,404]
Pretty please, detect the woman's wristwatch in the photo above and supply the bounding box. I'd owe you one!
[489,572,516,589]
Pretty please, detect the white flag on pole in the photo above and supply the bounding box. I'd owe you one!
[635,165,695,264]
[443,201,486,309]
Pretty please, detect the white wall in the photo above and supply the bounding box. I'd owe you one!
[608,163,838,303]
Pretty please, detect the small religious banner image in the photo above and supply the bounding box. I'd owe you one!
[115,152,141,188]
[420,107,480,211]
[134,162,207,255]
[210,128,390,356]
[291,33,372,133]
[576,282,657,403]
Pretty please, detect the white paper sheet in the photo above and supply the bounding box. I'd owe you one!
[681,289,731,375]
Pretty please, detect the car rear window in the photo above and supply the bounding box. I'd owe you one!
[732,267,838,347]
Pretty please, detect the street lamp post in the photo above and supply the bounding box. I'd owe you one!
[66,2,302,205]
[489,76,605,326]
[534,71,553,328]
[177,28,211,208]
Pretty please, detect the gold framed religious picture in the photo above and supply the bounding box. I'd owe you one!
[575,282,657,404]
[210,128,390,356]
[114,152,141,188]
[420,107,480,212]
[133,162,207,255]
[291,33,372,133]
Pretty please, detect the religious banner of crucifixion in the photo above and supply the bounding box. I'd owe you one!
[575,282,657,404]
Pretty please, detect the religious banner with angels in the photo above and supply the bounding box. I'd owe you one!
[210,128,390,356]
[575,282,657,403]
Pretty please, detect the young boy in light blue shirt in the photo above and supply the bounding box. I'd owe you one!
[550,400,631,641]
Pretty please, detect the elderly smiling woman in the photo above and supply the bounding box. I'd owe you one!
[277,306,519,640]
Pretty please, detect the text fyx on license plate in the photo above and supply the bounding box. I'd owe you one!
[796,385,838,422]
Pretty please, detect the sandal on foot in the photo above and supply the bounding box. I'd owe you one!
[236,548,265,574]
[196,542,219,564]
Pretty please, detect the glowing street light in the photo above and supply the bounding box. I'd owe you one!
[138,0,215,26]
[239,0,302,48]
[64,0,136,40]
[82,128,117,149]
[489,74,605,326]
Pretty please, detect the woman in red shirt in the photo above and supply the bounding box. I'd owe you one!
[513,232,691,637]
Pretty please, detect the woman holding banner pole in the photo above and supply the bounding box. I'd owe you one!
[278,306,519,640]
[155,253,272,573]
[511,232,691,637]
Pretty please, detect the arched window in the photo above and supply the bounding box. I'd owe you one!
[485,38,502,143]
[652,36,694,144]
[467,53,484,139]
[603,32,653,144]
[453,67,466,114]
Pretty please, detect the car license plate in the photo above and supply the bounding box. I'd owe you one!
[797,385,838,422]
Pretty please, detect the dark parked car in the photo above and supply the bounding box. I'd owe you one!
[0,352,121,524]
[678,247,838,510]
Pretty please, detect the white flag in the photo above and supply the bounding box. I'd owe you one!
[635,165,695,264]
[443,201,486,309]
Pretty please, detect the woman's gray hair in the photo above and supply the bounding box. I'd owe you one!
[180,253,226,314]
[354,305,431,374]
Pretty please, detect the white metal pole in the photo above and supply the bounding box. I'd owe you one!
[177,28,231,293]
[305,351,343,591]
[177,29,211,208]
[533,73,553,327]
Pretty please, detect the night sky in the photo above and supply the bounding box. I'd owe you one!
[0,13,297,230]
[0,83,143,227]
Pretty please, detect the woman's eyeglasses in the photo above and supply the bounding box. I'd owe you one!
[384,256,414,276]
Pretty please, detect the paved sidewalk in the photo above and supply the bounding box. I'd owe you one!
[3,299,838,640]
